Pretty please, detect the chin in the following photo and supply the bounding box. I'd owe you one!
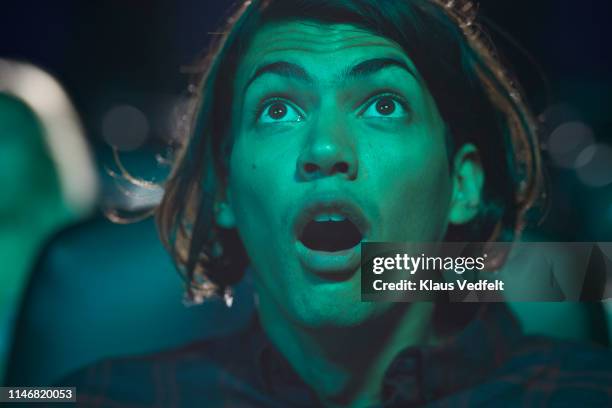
[287,293,384,330]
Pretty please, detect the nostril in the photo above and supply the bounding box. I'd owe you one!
[333,162,349,174]
[304,163,318,173]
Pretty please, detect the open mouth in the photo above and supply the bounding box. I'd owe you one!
[299,215,363,252]
[293,199,369,275]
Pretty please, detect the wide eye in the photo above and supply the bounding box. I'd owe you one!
[360,95,409,119]
[258,99,303,124]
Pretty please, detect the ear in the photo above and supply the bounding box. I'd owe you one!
[448,144,484,225]
[214,190,236,229]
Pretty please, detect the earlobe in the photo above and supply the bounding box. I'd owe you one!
[214,201,236,228]
[448,144,484,225]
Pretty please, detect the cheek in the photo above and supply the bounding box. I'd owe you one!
[226,136,294,253]
[366,132,452,240]
[227,151,267,238]
[227,126,300,212]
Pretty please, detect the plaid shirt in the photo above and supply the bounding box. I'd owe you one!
[55,304,612,407]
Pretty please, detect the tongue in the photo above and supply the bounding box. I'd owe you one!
[300,219,362,252]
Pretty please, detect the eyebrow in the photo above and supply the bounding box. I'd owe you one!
[345,57,417,80]
[244,57,417,92]
[245,61,312,91]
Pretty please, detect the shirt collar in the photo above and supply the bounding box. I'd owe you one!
[384,303,522,405]
[253,303,522,406]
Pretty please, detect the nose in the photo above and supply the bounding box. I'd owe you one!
[297,116,358,181]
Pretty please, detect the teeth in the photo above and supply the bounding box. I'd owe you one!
[313,213,346,222]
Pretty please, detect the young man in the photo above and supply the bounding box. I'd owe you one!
[60,1,612,406]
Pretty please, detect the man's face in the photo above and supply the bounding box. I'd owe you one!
[222,21,454,327]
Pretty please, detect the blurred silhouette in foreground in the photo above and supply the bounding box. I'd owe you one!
[0,60,98,383]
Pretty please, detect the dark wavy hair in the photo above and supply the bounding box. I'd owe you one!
[155,0,545,303]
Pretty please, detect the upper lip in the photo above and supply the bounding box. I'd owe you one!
[292,194,370,243]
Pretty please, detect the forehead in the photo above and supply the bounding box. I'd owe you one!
[237,20,419,83]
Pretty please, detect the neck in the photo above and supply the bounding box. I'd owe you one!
[258,297,435,407]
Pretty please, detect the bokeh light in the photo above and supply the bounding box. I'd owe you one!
[575,144,612,187]
[102,104,149,151]
[547,121,595,168]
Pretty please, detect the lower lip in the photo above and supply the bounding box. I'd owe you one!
[295,240,361,277]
